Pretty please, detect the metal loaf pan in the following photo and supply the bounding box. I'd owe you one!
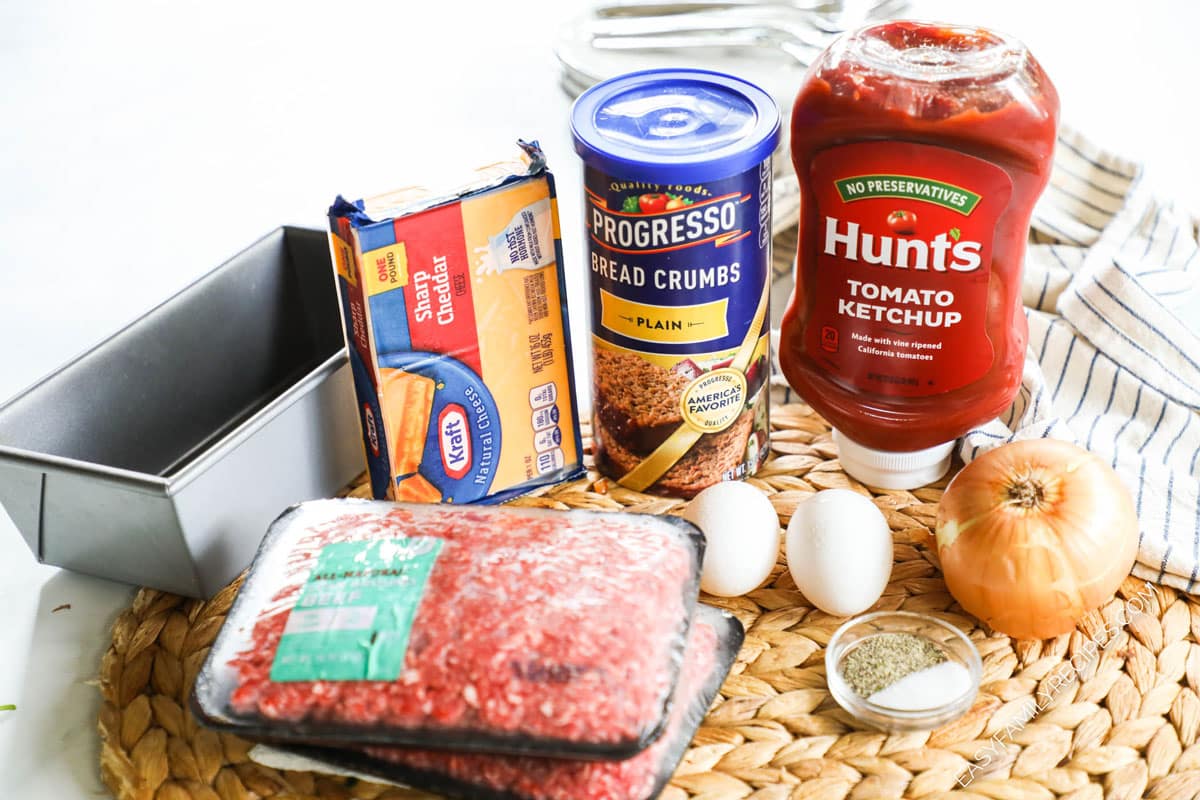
[0,227,365,597]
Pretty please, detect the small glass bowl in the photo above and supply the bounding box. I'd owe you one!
[826,610,982,732]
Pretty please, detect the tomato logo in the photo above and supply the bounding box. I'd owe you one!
[637,193,667,213]
[620,192,697,214]
[887,209,918,235]
[745,354,768,397]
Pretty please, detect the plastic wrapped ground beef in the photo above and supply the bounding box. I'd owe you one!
[192,499,703,757]
[250,603,743,800]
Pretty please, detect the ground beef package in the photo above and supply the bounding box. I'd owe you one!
[192,499,704,758]
[249,603,743,800]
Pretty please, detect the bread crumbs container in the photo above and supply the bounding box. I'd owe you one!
[571,69,781,498]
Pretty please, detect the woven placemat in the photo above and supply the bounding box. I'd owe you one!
[97,403,1200,800]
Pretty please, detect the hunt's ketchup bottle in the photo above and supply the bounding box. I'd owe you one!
[779,21,1059,488]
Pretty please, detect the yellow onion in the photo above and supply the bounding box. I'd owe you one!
[936,438,1138,640]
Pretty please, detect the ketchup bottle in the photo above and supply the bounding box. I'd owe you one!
[779,21,1059,488]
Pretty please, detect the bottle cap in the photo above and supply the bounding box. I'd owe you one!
[832,429,955,490]
[571,68,780,185]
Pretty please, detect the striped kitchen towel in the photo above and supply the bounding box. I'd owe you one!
[772,127,1200,590]
[963,127,1200,591]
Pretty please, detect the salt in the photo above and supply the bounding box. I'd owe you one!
[866,660,973,711]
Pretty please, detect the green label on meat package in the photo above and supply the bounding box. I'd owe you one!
[269,537,442,682]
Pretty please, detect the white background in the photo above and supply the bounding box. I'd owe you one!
[2,1,1198,797]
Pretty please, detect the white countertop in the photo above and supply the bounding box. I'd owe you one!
[2,1,1198,797]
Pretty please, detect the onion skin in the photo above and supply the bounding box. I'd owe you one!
[935,439,1138,640]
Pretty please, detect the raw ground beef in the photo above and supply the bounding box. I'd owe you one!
[359,610,725,800]
[215,500,701,754]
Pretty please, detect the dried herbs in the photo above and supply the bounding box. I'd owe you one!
[841,633,947,697]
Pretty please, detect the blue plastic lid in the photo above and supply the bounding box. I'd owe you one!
[572,69,781,184]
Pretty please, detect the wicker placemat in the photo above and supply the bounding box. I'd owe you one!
[97,403,1200,800]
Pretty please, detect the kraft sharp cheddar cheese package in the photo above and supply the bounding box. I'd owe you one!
[327,141,583,504]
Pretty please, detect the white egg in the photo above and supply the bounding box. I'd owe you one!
[682,480,780,597]
[786,489,892,616]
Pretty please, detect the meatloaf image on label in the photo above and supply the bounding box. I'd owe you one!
[592,348,690,453]
[596,409,755,498]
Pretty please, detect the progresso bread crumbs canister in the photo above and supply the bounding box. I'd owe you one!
[572,69,780,498]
